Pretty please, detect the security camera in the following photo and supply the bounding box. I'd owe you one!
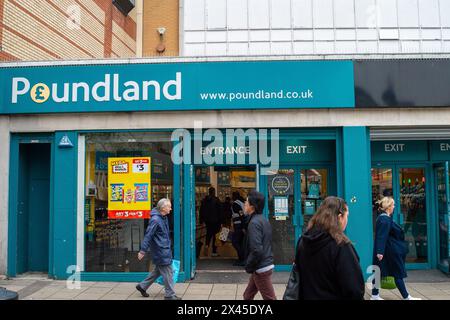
[157,27,166,35]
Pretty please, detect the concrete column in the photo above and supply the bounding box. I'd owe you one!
[0,116,10,275]
[342,126,373,279]
[135,0,144,58]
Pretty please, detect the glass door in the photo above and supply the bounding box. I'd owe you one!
[435,163,450,273]
[371,167,394,232]
[267,168,298,265]
[398,167,429,265]
[371,165,431,268]
[266,167,331,266]
[300,168,329,233]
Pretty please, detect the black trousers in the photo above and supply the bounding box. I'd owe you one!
[232,225,245,261]
[205,225,220,253]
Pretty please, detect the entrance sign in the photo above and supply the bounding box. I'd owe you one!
[1,60,355,114]
[107,157,151,219]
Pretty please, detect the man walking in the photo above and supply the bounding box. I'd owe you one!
[136,198,181,300]
[199,187,223,257]
[243,190,276,300]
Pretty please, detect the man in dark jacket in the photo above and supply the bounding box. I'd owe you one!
[199,187,223,257]
[135,199,181,300]
[243,190,276,300]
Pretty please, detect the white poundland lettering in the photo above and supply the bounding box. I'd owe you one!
[11,72,182,104]
[287,145,307,154]
[384,144,405,152]
[440,143,450,152]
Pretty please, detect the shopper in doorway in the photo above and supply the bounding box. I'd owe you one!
[371,196,421,300]
[223,196,233,227]
[199,187,223,257]
[231,191,246,266]
[135,199,181,300]
[243,190,276,300]
[295,196,365,300]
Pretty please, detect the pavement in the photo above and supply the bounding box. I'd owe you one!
[0,270,449,300]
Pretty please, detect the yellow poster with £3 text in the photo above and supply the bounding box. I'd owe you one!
[107,157,151,219]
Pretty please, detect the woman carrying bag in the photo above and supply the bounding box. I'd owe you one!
[371,196,421,300]
[291,196,365,300]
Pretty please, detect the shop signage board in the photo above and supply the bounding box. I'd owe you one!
[371,141,428,162]
[431,141,450,161]
[279,139,335,163]
[0,60,355,114]
[107,157,151,219]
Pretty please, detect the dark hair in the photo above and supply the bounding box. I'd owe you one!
[208,187,215,196]
[247,190,265,214]
[307,196,350,245]
[232,191,241,201]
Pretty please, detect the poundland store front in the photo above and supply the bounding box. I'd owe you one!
[0,57,449,281]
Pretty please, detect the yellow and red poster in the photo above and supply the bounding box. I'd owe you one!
[107,157,151,219]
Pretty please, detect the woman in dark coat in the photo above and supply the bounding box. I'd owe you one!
[295,196,365,300]
[371,196,421,300]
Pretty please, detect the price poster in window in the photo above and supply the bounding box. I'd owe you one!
[274,196,289,221]
[108,157,151,219]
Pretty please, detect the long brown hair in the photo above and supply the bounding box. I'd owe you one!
[307,196,350,245]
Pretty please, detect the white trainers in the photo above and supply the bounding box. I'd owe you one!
[404,295,422,300]
[370,295,384,300]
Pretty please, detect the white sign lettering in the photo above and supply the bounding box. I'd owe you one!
[384,144,405,152]
[286,145,307,154]
[440,143,450,152]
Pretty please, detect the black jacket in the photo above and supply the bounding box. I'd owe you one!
[199,195,223,229]
[373,213,408,279]
[244,213,274,273]
[295,227,365,300]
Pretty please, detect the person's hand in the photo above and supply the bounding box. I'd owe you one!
[377,254,383,261]
[138,252,145,261]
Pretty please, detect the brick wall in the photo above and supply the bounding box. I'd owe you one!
[143,0,179,57]
[0,0,137,62]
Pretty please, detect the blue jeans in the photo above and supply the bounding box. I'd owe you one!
[139,264,175,298]
[372,278,409,299]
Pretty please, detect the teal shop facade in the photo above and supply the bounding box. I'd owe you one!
[1,57,449,281]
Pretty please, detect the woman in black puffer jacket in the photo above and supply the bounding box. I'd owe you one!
[295,196,365,300]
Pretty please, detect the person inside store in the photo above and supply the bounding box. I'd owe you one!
[135,198,181,300]
[199,187,224,257]
[243,190,277,300]
[371,196,421,300]
[223,196,233,227]
[231,191,246,267]
[295,196,365,300]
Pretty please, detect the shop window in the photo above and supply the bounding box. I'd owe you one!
[83,132,174,273]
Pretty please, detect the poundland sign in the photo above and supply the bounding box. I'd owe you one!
[0,60,354,114]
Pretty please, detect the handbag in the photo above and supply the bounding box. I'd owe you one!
[283,262,300,300]
[219,227,230,242]
[381,276,397,290]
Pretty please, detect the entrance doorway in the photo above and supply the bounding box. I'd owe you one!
[16,143,51,274]
[194,166,256,272]
[371,165,430,268]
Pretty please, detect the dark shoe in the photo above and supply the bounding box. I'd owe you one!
[165,295,182,300]
[136,284,149,297]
